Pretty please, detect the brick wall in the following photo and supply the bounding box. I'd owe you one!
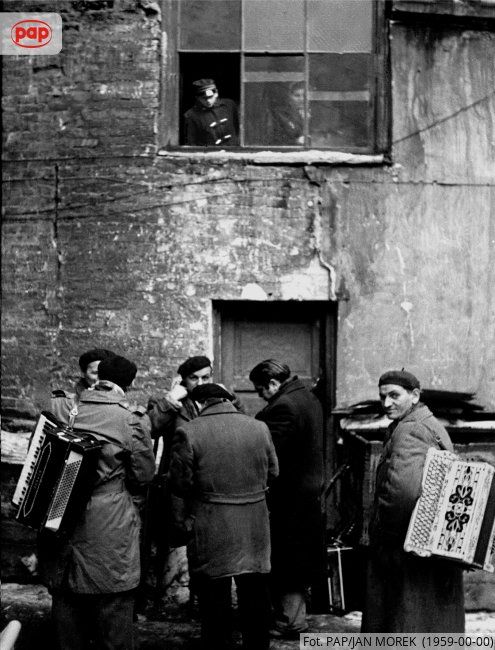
[2,0,495,607]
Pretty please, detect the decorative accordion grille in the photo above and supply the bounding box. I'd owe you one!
[47,459,83,521]
[438,463,479,554]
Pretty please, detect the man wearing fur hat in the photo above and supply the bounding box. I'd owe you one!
[184,78,239,146]
[361,369,465,632]
[168,383,278,650]
[39,355,156,649]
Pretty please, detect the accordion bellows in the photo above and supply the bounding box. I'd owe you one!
[404,448,495,572]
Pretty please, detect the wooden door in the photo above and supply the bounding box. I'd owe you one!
[214,300,336,417]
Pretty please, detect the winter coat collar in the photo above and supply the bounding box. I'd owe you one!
[266,375,304,404]
[195,98,229,112]
[386,402,433,438]
[79,383,128,405]
[199,400,240,417]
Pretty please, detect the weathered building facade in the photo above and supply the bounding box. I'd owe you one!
[2,0,495,608]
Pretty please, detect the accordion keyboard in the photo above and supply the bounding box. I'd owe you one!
[12,413,59,508]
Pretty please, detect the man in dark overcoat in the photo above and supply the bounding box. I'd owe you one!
[249,359,324,639]
[168,383,279,650]
[147,354,244,553]
[40,355,156,649]
[184,78,239,146]
[362,369,465,632]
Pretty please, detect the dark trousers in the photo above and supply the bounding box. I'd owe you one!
[51,590,135,650]
[196,573,271,650]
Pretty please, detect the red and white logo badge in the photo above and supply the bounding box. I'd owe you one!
[11,19,53,48]
[1,13,62,55]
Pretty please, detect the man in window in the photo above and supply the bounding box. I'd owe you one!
[184,79,239,147]
[268,82,305,146]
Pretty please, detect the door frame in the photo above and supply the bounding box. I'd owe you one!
[212,299,338,507]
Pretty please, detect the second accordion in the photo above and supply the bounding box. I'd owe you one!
[404,448,495,572]
[12,411,104,536]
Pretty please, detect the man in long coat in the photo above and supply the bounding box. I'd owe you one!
[168,383,279,650]
[249,359,324,639]
[39,355,156,649]
[362,369,465,632]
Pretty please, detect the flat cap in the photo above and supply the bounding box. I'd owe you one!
[192,78,217,96]
[378,369,420,391]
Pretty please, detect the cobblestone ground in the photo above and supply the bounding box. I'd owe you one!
[2,584,494,649]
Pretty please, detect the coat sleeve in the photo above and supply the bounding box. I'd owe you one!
[168,427,195,498]
[147,395,179,439]
[125,413,156,492]
[185,112,201,145]
[267,433,279,482]
[376,423,438,537]
[49,396,73,425]
[258,399,297,465]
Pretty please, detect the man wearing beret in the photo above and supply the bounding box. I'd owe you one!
[51,347,116,406]
[168,383,279,650]
[39,355,156,650]
[184,78,239,146]
[148,355,244,475]
[146,356,245,595]
[361,369,465,632]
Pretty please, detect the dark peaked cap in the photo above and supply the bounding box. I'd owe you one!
[192,78,216,94]
[191,383,234,403]
[378,369,421,391]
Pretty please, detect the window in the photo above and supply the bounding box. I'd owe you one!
[161,0,389,153]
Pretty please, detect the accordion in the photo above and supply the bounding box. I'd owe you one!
[12,411,104,535]
[404,448,495,572]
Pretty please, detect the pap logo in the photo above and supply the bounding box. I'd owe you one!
[11,19,53,48]
[1,13,62,55]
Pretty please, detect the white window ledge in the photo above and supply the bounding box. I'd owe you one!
[157,148,386,166]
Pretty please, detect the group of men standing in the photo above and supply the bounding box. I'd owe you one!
[35,349,465,649]
[148,356,324,649]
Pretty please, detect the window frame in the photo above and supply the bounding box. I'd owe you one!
[159,0,390,155]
